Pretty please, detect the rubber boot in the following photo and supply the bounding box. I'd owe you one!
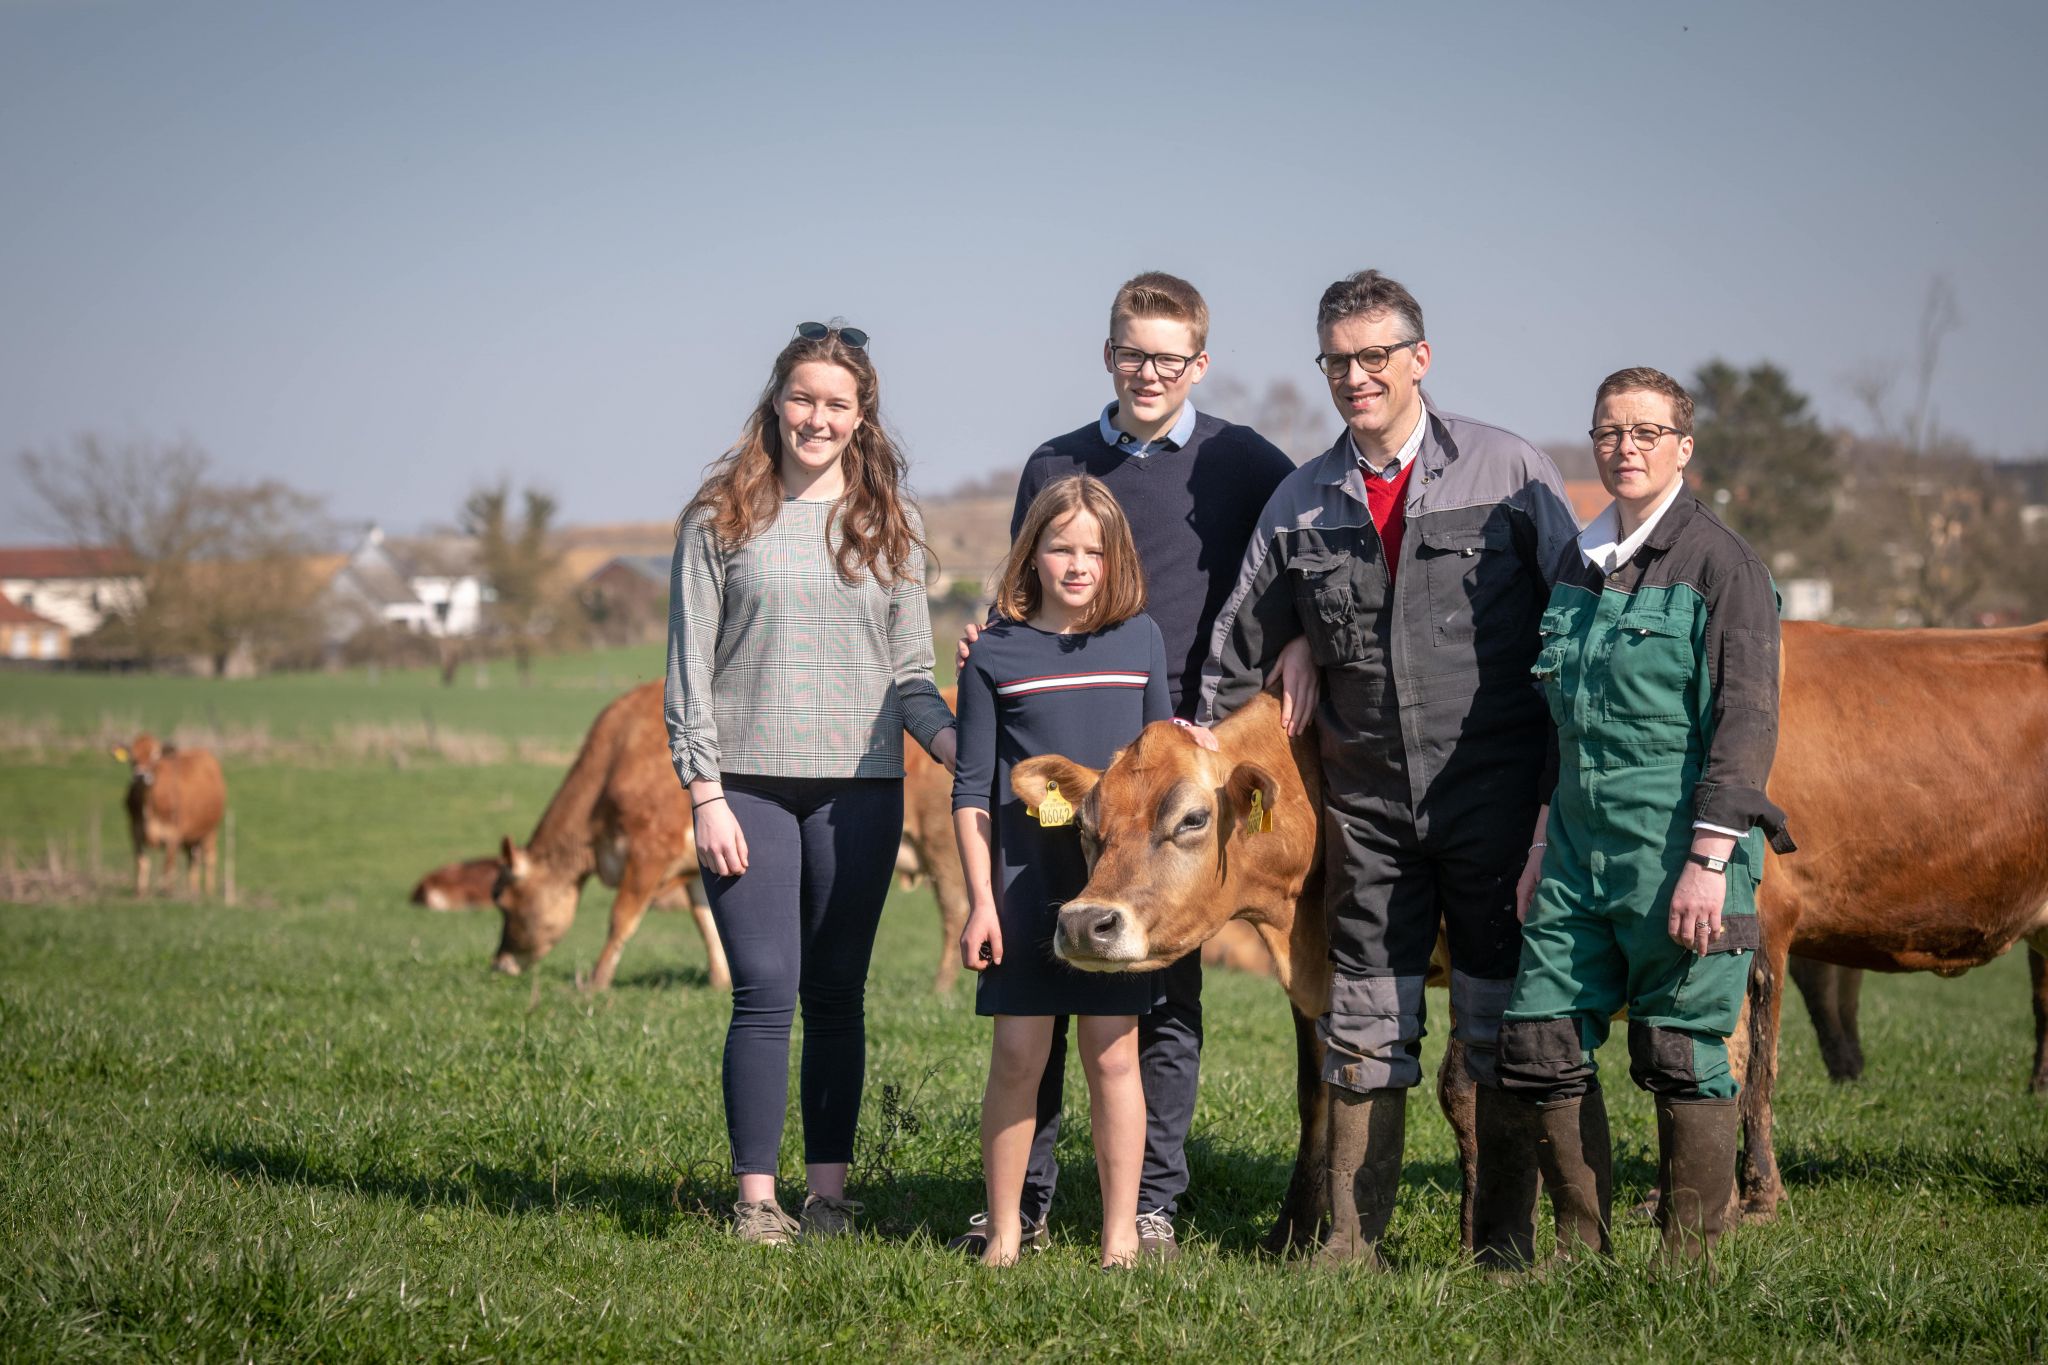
[1312,1086,1406,1268]
[1471,1086,1540,1269]
[1532,1090,1613,1260]
[1653,1096,1739,1270]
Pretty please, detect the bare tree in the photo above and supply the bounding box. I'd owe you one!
[1201,375,1330,463]
[1847,274,1961,457]
[460,482,565,681]
[17,435,325,672]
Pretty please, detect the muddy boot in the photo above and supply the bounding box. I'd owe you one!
[1653,1096,1739,1271]
[1472,1086,1540,1269]
[1533,1090,1613,1260]
[1313,1086,1406,1268]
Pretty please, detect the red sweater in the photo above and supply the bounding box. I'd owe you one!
[1364,458,1417,582]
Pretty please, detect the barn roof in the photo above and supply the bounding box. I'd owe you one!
[0,546,140,580]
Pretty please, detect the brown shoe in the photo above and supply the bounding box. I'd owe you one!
[732,1198,800,1246]
[1653,1096,1739,1271]
[1135,1209,1180,1261]
[1472,1086,1541,1270]
[1533,1090,1614,1260]
[1312,1086,1405,1268]
[799,1192,863,1240]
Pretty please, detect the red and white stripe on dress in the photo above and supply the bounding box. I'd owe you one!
[993,671,1150,698]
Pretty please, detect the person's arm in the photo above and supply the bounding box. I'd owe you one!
[666,515,748,875]
[1515,445,1585,589]
[887,538,957,770]
[950,639,1002,969]
[1669,555,1791,951]
[1196,495,1304,726]
[1515,804,1551,923]
[1142,617,1172,726]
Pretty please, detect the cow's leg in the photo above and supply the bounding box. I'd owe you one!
[926,838,970,995]
[1437,1034,1479,1251]
[1737,941,1787,1221]
[687,877,731,991]
[1265,1004,1329,1255]
[2028,943,2048,1096]
[1788,956,1864,1082]
[200,831,218,898]
[588,867,662,993]
[132,839,148,896]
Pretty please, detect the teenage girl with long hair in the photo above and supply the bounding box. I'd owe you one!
[667,321,956,1245]
[954,474,1171,1267]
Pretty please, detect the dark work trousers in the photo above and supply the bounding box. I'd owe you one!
[701,775,902,1177]
[1020,952,1202,1222]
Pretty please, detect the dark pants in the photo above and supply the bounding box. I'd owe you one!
[1019,951,1202,1222]
[702,775,902,1176]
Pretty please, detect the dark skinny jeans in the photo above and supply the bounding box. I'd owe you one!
[703,775,902,1176]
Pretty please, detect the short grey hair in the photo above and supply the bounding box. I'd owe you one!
[1317,270,1425,342]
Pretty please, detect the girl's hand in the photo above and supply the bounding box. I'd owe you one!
[694,798,749,877]
[1172,720,1220,752]
[930,726,959,775]
[960,907,1002,971]
[955,622,982,675]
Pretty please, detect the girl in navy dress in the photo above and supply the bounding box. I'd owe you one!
[954,474,1171,1267]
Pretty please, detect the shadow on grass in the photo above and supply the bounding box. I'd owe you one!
[193,1140,739,1238]
[607,963,716,991]
[1778,1140,2048,1206]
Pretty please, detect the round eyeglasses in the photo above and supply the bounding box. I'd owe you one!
[1589,423,1685,453]
[1314,338,1421,380]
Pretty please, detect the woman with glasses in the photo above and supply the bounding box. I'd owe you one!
[667,320,957,1245]
[1494,367,1794,1271]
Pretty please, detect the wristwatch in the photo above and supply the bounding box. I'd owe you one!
[1687,852,1729,874]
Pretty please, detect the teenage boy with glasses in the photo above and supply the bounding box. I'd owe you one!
[951,271,1299,1259]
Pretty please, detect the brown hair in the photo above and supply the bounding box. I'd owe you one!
[1594,366,1695,434]
[993,476,1146,632]
[1110,271,1210,353]
[678,329,930,585]
[1316,269,1425,342]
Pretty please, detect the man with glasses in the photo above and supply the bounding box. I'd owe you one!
[1201,270,1580,1268]
[950,271,1297,1260]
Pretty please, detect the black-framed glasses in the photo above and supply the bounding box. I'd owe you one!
[1106,343,1198,380]
[1314,337,1421,380]
[1589,423,1685,453]
[794,320,869,349]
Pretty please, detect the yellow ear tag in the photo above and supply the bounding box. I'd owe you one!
[1246,789,1272,834]
[1032,781,1074,828]
[112,747,130,763]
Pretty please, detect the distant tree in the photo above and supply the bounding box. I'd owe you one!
[16,435,325,673]
[460,482,565,680]
[1688,361,1839,568]
[1200,375,1329,463]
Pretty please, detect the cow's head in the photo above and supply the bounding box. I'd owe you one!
[489,836,577,973]
[1013,718,1303,972]
[111,734,164,785]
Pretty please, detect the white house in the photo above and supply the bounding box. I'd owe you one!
[316,526,486,644]
[0,546,143,638]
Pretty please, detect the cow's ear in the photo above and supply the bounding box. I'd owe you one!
[1223,762,1281,839]
[499,836,532,881]
[110,745,130,763]
[1011,755,1100,813]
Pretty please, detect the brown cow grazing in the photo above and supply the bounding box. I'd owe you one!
[411,857,502,910]
[1740,620,2048,1215]
[492,682,730,992]
[112,735,226,897]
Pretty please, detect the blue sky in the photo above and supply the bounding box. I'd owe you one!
[3,1,2044,539]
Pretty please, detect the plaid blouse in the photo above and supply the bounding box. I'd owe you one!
[666,499,954,784]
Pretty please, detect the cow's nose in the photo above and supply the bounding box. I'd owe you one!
[1079,907,1125,947]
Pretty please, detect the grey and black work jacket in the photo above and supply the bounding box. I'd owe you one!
[1199,404,1581,817]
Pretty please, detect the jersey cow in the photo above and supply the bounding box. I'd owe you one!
[492,682,729,992]
[112,735,226,897]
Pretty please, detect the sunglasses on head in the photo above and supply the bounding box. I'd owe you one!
[794,321,869,349]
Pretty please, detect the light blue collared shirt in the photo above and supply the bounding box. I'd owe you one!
[1099,400,1199,458]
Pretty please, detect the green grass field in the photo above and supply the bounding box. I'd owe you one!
[2,656,2043,1361]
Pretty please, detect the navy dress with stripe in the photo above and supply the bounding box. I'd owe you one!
[952,614,1172,1017]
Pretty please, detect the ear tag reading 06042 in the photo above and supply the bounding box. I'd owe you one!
[1246,789,1272,835]
[1032,782,1074,828]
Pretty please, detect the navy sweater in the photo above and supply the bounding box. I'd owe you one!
[1010,409,1296,717]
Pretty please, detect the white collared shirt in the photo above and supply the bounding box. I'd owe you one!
[1348,403,1430,481]
[1577,481,1686,574]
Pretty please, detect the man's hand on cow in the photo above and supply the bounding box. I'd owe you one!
[692,796,750,878]
[1269,636,1318,736]
[930,726,958,775]
[955,621,982,674]
[1668,834,1735,953]
[960,905,1002,971]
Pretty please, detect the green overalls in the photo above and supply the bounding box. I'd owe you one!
[1500,577,1766,1102]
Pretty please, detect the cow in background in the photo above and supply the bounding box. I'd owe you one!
[112,735,226,897]
[492,682,730,992]
[414,854,701,915]
[898,687,971,993]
